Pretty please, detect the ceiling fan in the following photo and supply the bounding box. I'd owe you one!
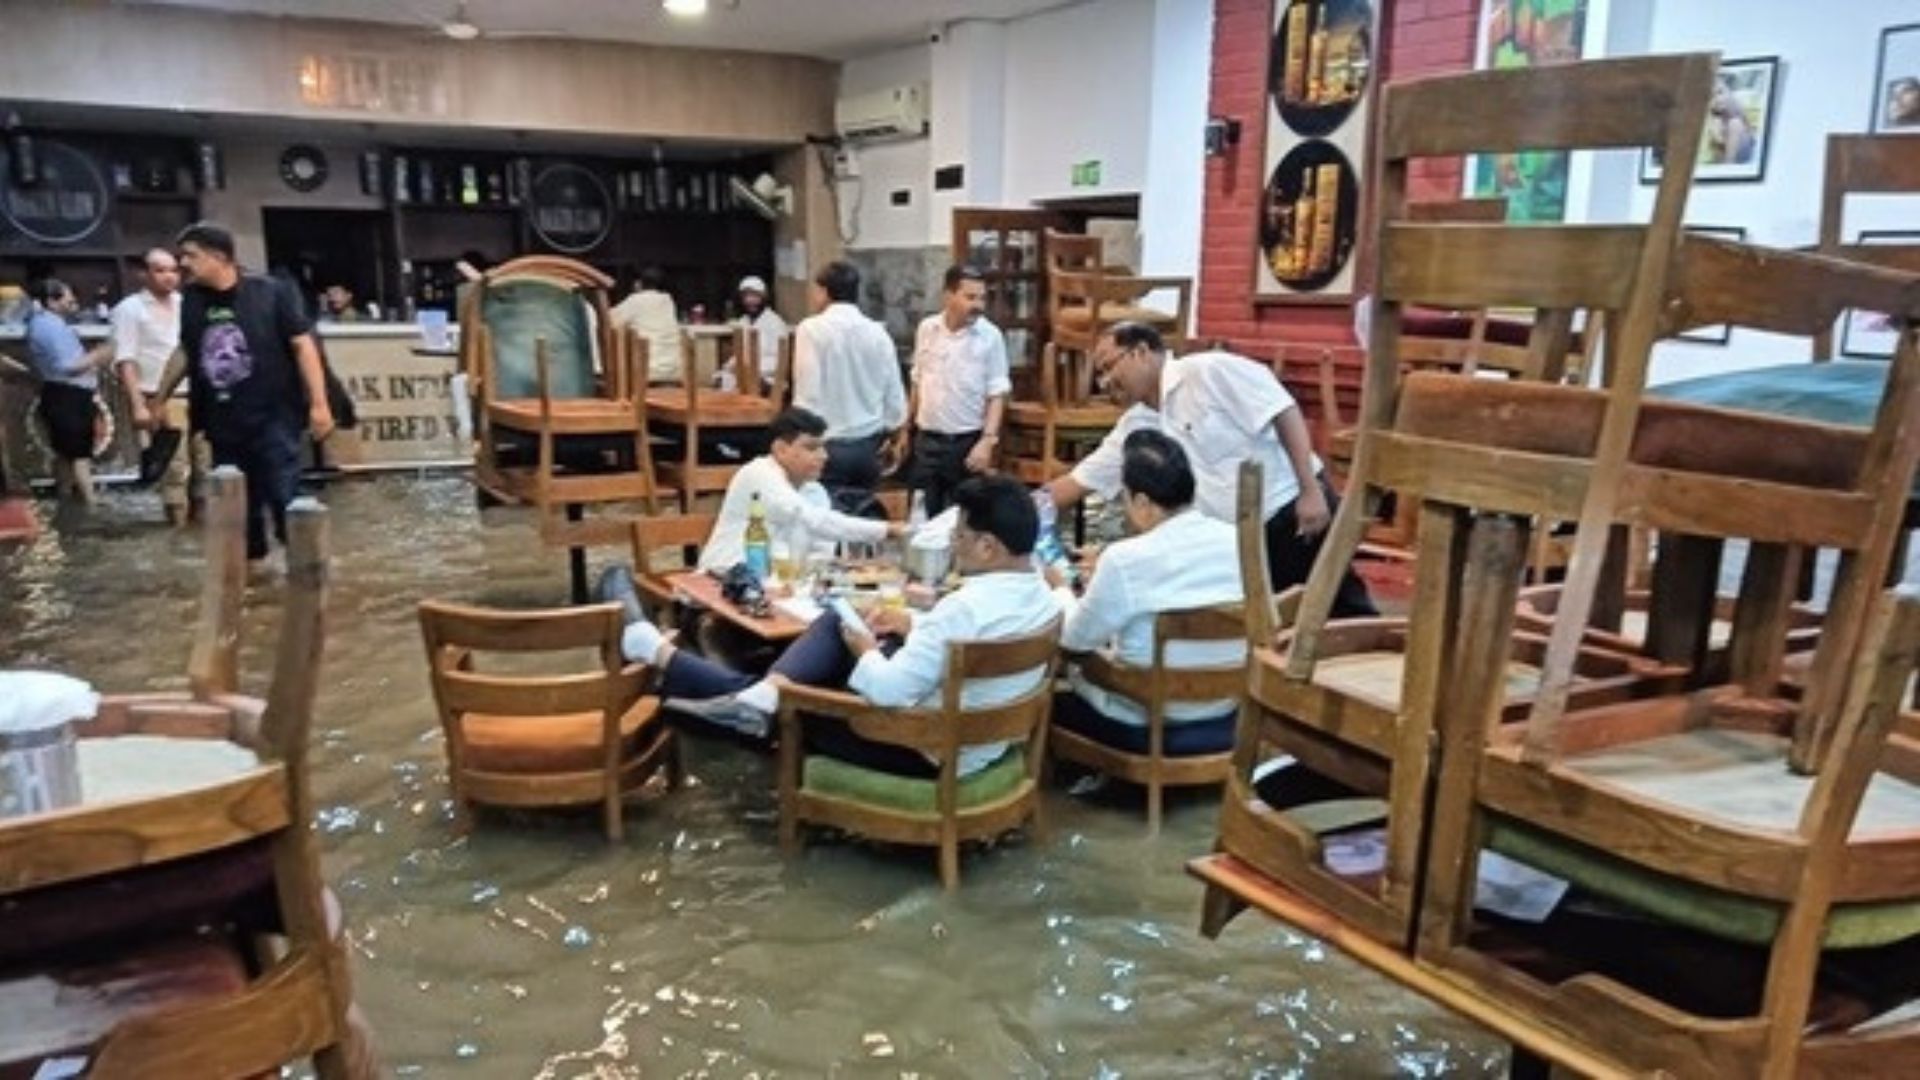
[412,1,569,42]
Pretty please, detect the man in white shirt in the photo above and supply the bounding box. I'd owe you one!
[1048,429,1244,755]
[696,406,903,572]
[899,264,1010,516]
[113,248,191,524]
[609,267,683,384]
[618,476,1056,774]
[791,260,907,510]
[734,275,788,382]
[1046,321,1374,617]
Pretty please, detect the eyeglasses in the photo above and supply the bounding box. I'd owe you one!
[1092,343,1139,390]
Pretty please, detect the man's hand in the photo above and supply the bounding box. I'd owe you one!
[839,619,879,658]
[964,434,997,474]
[1293,484,1331,539]
[880,428,911,475]
[1041,561,1068,590]
[309,405,336,442]
[866,606,913,638]
[130,399,154,431]
[885,521,910,539]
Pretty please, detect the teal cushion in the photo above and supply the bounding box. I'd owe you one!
[482,279,596,400]
[1487,818,1920,950]
[803,748,1028,814]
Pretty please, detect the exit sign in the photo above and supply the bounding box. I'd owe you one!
[1070,160,1102,187]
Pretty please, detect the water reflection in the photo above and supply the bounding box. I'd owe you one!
[0,477,1503,1076]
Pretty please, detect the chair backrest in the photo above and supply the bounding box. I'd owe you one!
[461,256,612,402]
[1236,461,1280,651]
[418,600,640,723]
[1046,230,1104,274]
[1149,603,1249,708]
[188,466,247,699]
[1815,135,1920,358]
[846,619,1061,759]
[630,512,717,573]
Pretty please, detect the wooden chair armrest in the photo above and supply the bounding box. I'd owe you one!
[1077,651,1154,702]
[772,678,876,723]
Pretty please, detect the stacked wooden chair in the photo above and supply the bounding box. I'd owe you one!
[462,255,670,545]
[652,325,785,511]
[774,620,1061,890]
[0,469,375,1077]
[1193,52,1920,1077]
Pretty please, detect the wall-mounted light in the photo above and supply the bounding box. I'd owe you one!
[1204,116,1242,157]
[663,0,708,16]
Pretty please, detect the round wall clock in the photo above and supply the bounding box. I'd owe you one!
[279,144,328,192]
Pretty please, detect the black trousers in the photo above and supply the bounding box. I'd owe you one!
[822,432,887,515]
[1265,477,1377,618]
[210,419,303,560]
[910,429,981,517]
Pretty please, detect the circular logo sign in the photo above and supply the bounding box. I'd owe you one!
[1,140,110,246]
[528,164,612,254]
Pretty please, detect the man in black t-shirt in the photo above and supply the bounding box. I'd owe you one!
[150,222,334,567]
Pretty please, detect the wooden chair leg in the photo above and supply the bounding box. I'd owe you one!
[1199,880,1246,939]
[1147,778,1163,836]
[664,732,686,790]
[939,836,960,891]
[1027,791,1048,845]
[603,785,623,842]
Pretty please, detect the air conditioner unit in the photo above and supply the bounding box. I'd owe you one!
[834,83,929,142]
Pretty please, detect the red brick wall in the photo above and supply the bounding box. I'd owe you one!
[1200,0,1480,424]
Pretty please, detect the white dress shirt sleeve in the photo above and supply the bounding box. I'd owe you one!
[879,329,908,430]
[1069,418,1131,498]
[761,478,889,546]
[848,597,971,707]
[984,325,1012,398]
[110,299,142,365]
[1210,354,1297,436]
[1059,554,1136,654]
[792,321,823,412]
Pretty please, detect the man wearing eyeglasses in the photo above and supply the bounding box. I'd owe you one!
[1043,322,1374,616]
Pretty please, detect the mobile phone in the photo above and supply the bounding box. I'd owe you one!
[824,594,872,638]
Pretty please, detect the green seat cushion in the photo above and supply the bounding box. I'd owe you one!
[802,748,1028,814]
[482,279,596,400]
[1487,819,1920,950]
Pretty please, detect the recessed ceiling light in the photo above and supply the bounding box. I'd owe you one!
[662,0,708,15]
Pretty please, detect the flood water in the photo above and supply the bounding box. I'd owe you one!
[1,475,1504,1077]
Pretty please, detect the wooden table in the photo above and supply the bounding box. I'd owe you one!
[641,569,813,642]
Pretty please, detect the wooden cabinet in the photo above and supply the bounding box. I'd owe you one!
[950,207,1070,372]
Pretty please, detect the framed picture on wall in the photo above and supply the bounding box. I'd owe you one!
[1871,23,1920,134]
[1840,230,1920,358]
[1469,0,1593,223]
[1640,57,1780,183]
[1674,226,1746,344]
[1254,0,1383,304]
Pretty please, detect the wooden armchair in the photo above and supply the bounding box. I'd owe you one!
[463,256,671,543]
[418,599,681,842]
[1045,229,1192,398]
[629,511,718,620]
[0,482,375,1077]
[1049,603,1246,833]
[773,619,1061,889]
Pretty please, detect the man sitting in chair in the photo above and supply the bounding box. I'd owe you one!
[695,406,907,573]
[609,476,1056,777]
[1047,428,1245,756]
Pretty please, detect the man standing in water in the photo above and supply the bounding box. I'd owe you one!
[112,248,193,525]
[152,222,334,574]
[1044,322,1374,616]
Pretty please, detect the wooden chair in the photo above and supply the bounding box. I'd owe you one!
[652,327,782,511]
[1816,134,1920,359]
[1050,603,1245,833]
[629,511,718,620]
[1045,229,1193,399]
[418,599,681,842]
[773,619,1062,889]
[1003,342,1128,484]
[0,481,376,1077]
[463,256,671,546]
[1202,54,1719,949]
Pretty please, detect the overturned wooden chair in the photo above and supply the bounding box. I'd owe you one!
[651,326,781,511]
[1050,603,1246,833]
[774,620,1061,889]
[0,472,376,1077]
[418,598,681,842]
[1199,53,1719,949]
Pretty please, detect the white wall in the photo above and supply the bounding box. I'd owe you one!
[1605,0,1920,382]
[1139,0,1212,309]
[839,44,933,250]
[1001,0,1157,204]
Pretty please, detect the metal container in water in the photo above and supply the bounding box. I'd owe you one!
[903,542,951,585]
[0,719,81,819]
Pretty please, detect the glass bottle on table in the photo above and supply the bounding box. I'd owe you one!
[743,493,772,581]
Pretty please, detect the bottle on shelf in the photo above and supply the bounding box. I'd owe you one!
[1290,169,1317,278]
[743,494,773,580]
[460,164,480,206]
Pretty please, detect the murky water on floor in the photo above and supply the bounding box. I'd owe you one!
[1,475,1505,1077]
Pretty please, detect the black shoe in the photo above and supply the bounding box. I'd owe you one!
[594,563,645,626]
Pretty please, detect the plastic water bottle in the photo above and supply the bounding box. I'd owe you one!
[1032,489,1074,586]
[743,493,772,580]
[907,490,928,532]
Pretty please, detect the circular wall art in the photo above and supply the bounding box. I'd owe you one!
[1259,140,1359,294]
[1269,0,1376,138]
[279,144,329,193]
[0,141,110,246]
[528,164,612,254]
